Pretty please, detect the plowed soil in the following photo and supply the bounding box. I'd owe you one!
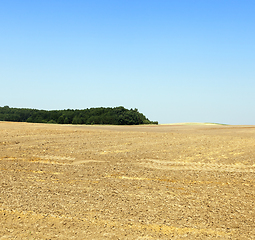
[1,122,255,239]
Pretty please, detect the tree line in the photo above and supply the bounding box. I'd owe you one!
[0,106,158,125]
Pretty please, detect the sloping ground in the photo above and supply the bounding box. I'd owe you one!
[0,122,255,239]
[161,122,227,125]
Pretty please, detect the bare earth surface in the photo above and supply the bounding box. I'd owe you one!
[0,122,255,239]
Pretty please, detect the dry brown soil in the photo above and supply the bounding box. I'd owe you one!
[0,122,255,239]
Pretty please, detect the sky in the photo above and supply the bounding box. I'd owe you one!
[1,0,255,125]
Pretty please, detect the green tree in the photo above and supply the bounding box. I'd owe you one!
[72,116,82,124]
[57,115,65,124]
[64,117,70,124]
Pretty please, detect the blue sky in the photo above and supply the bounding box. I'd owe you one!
[1,0,254,124]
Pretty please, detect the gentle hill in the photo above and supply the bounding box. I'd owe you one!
[161,122,228,126]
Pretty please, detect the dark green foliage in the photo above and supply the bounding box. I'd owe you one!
[57,115,65,124]
[0,106,158,125]
[47,119,57,124]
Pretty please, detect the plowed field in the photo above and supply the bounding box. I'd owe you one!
[1,122,255,239]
